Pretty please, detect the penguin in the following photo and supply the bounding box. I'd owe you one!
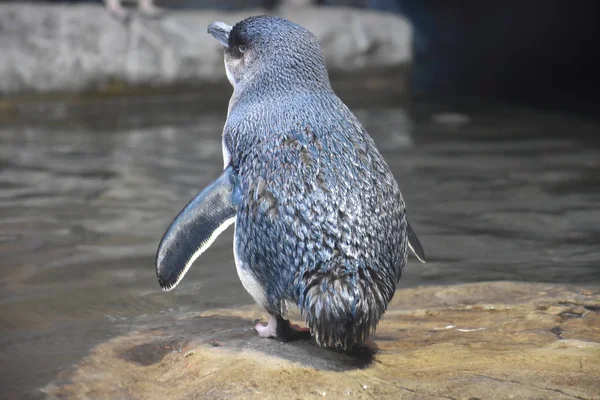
[155,16,426,350]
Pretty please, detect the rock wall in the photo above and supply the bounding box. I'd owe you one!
[0,3,412,96]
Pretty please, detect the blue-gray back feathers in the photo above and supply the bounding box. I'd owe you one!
[227,90,407,348]
[221,16,412,349]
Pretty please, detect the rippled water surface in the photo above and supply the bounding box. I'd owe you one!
[1,94,599,398]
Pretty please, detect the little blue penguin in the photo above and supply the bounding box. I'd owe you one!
[155,15,426,350]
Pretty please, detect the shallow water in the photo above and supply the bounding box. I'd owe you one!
[0,93,599,398]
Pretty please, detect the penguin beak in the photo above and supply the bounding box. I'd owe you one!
[208,21,232,48]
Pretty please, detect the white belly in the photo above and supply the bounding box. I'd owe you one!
[222,136,231,169]
[233,221,267,308]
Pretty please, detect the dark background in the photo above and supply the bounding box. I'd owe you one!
[392,0,600,117]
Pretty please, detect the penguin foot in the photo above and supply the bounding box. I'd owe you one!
[255,315,311,342]
[255,315,278,338]
[105,0,130,21]
[138,0,165,19]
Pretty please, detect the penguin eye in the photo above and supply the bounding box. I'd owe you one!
[237,45,247,54]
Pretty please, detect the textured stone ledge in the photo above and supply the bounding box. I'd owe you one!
[0,3,412,96]
[43,282,600,400]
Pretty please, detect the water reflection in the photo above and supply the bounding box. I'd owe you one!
[0,95,599,398]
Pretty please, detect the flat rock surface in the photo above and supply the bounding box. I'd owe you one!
[43,282,600,399]
[0,4,411,95]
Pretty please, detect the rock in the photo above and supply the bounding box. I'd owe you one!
[0,3,412,96]
[42,282,600,400]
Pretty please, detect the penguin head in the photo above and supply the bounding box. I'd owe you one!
[208,16,331,95]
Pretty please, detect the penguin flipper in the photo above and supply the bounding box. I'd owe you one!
[407,220,427,263]
[155,165,238,291]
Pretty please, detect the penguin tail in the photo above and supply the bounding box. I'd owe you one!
[296,269,394,350]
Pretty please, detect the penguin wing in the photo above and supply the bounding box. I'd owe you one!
[407,220,427,263]
[155,165,239,291]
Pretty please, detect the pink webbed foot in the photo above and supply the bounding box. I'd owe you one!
[254,315,311,342]
[255,315,278,338]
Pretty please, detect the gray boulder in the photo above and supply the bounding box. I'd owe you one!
[0,3,412,95]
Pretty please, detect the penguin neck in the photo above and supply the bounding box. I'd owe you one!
[230,60,332,107]
[232,81,329,115]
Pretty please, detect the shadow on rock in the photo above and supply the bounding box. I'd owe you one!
[117,314,373,372]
